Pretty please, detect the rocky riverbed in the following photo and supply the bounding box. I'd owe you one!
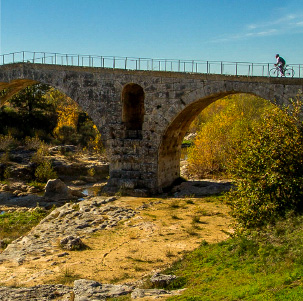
[0,145,233,300]
[0,181,232,300]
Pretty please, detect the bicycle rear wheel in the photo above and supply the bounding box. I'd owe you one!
[285,68,295,77]
[269,68,279,77]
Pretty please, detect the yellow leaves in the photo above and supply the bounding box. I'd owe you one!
[186,94,274,178]
[49,89,81,139]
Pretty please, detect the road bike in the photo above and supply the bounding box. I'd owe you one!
[269,65,295,77]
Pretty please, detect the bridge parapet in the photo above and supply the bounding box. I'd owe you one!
[1,51,303,78]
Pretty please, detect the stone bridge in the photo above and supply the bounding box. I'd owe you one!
[0,63,303,195]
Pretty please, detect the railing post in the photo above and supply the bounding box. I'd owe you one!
[113,57,115,69]
[55,53,57,65]
[3,54,4,65]
[66,54,68,65]
[139,58,141,70]
[221,61,223,74]
[125,57,127,69]
[151,59,153,70]
[267,63,270,76]
[44,52,46,64]
[78,55,80,66]
[23,51,25,62]
[13,53,15,63]
[33,52,36,63]
[192,60,194,73]
[207,61,209,74]
[89,55,91,67]
[251,63,254,76]
[178,60,180,72]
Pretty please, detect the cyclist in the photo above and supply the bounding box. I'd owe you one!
[275,54,286,76]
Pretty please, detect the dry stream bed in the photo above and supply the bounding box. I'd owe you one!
[0,194,232,288]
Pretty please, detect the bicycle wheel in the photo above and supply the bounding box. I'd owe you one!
[269,68,279,77]
[285,68,295,78]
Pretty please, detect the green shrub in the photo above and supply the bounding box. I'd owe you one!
[30,145,50,164]
[34,161,57,183]
[24,136,44,150]
[0,134,18,151]
[226,95,303,230]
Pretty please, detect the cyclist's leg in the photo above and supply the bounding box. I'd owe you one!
[280,64,285,76]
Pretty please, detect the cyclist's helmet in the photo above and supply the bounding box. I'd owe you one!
[276,54,279,58]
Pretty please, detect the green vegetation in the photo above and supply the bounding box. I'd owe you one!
[226,96,303,231]
[164,214,303,300]
[0,207,49,249]
[158,93,303,300]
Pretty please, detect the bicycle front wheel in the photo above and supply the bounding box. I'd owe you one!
[269,68,279,77]
[285,68,295,78]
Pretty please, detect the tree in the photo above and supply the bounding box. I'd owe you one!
[226,95,303,230]
[4,84,57,138]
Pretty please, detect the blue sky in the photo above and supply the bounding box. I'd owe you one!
[1,0,303,64]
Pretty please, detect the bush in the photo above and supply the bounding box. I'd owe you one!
[34,161,57,183]
[226,95,303,231]
[0,134,18,151]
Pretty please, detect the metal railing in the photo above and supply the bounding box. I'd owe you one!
[0,51,302,78]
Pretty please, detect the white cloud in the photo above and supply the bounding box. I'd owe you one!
[213,12,303,43]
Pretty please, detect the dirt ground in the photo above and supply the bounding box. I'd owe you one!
[0,195,233,288]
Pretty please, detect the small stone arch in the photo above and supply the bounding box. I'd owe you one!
[122,83,145,139]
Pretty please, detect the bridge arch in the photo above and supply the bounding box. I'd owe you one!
[0,75,111,147]
[157,83,289,189]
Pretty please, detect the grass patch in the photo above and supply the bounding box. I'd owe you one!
[163,214,303,300]
[55,267,79,285]
[0,207,49,248]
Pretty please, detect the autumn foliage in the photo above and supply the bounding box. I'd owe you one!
[186,94,273,178]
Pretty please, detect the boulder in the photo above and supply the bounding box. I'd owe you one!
[150,272,177,287]
[73,279,133,300]
[44,179,74,201]
[59,236,86,251]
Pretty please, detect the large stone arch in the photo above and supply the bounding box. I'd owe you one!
[0,68,116,148]
[157,81,294,189]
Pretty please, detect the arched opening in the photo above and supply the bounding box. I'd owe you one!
[122,83,145,139]
[158,92,274,191]
[0,81,108,186]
